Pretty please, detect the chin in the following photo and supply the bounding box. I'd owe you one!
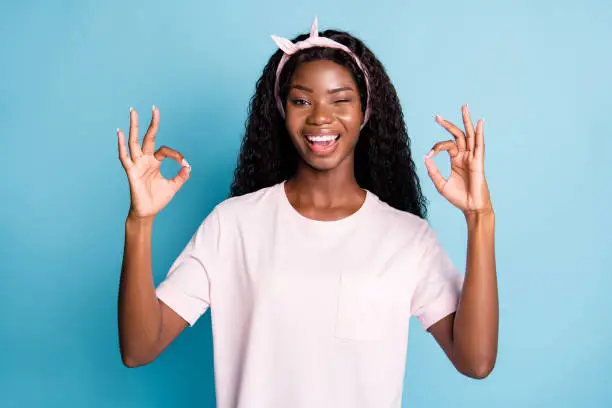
[300,150,351,172]
[305,158,340,172]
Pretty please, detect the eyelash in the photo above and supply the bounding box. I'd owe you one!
[290,99,352,106]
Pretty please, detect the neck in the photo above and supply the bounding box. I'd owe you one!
[286,159,363,207]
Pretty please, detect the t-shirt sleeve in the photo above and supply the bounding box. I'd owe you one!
[410,222,464,331]
[155,207,221,327]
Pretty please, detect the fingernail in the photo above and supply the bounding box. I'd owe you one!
[435,114,442,121]
[425,150,434,159]
[129,107,133,112]
[182,158,191,167]
[152,105,156,111]
[116,128,120,134]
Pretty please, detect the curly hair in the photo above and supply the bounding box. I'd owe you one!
[229,28,428,218]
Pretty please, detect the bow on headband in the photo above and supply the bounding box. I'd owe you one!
[271,17,372,128]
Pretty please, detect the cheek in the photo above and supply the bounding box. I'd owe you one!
[284,109,299,130]
[285,112,304,141]
[337,106,363,131]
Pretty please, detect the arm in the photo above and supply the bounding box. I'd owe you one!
[428,210,497,379]
[423,104,498,379]
[116,106,192,367]
[118,215,188,368]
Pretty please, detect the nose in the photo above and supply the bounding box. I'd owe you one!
[307,103,332,126]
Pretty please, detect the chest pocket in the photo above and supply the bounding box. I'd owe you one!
[334,272,394,341]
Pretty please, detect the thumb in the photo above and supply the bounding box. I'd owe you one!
[170,165,191,192]
[424,155,447,193]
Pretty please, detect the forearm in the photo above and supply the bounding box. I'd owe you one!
[118,215,163,366]
[453,211,498,378]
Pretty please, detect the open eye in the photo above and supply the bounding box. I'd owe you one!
[291,99,310,106]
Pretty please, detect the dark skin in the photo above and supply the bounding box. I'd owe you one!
[284,60,498,379]
[283,60,366,219]
[117,61,498,379]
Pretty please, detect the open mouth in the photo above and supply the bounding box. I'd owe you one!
[304,134,340,153]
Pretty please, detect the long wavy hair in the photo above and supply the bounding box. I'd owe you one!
[229,28,428,218]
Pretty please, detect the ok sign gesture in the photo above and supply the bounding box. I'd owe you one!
[424,104,493,215]
[117,107,191,220]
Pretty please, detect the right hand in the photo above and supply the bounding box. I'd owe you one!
[117,106,191,220]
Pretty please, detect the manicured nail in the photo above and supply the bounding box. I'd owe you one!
[425,150,434,159]
[152,105,156,111]
[182,158,191,168]
[116,128,120,134]
[435,114,442,121]
[129,107,133,112]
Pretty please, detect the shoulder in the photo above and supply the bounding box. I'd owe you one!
[368,193,435,251]
[366,195,451,269]
[211,183,282,225]
[368,192,429,230]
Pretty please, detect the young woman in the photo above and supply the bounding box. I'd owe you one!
[117,18,498,408]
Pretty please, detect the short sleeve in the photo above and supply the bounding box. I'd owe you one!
[155,207,221,327]
[410,223,464,330]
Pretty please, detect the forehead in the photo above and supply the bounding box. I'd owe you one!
[290,60,357,88]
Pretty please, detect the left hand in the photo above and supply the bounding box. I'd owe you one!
[424,104,493,215]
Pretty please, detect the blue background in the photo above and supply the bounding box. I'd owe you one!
[1,0,610,406]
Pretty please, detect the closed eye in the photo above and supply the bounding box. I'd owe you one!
[335,99,352,103]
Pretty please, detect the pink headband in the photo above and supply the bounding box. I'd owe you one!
[271,17,372,128]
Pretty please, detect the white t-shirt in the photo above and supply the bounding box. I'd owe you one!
[155,181,463,408]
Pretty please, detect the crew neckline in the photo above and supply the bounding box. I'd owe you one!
[277,180,372,229]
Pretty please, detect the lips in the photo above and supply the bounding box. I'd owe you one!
[303,132,340,154]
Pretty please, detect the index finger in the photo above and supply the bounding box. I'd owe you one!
[436,114,466,151]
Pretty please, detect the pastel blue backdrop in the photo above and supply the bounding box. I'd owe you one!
[1,0,610,407]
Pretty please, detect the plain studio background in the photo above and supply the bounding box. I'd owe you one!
[1,0,610,407]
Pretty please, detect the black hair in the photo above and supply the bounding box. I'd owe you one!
[229,28,428,218]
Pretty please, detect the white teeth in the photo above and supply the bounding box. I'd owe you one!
[306,135,339,142]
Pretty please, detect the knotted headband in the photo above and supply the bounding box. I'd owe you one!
[271,17,372,128]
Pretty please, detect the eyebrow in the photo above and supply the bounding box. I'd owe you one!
[291,85,355,94]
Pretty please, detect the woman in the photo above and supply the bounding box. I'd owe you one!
[117,17,498,408]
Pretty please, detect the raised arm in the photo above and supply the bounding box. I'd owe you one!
[424,104,498,379]
[116,107,192,367]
